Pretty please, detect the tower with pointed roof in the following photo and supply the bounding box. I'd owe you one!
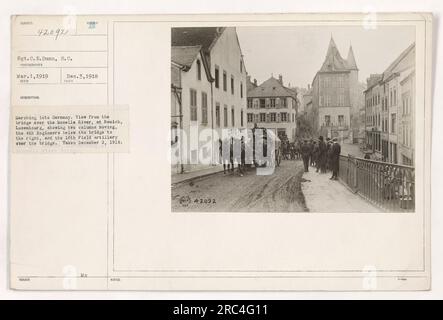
[310,37,363,139]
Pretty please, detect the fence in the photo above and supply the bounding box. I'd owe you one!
[338,155,415,212]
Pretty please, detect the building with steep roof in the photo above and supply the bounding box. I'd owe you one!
[311,37,363,140]
[246,74,299,141]
[170,27,247,172]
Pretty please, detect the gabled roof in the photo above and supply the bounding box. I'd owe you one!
[171,45,214,82]
[171,45,202,70]
[247,76,297,98]
[171,27,225,52]
[381,42,415,82]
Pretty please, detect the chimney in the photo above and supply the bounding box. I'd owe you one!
[278,74,283,85]
[254,78,257,86]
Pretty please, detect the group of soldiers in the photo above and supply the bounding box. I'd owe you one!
[218,137,247,176]
[216,133,342,180]
[299,136,342,180]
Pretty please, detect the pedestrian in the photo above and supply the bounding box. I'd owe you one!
[229,137,234,172]
[330,138,341,180]
[309,139,315,166]
[222,138,230,174]
[300,139,311,172]
[325,138,332,172]
[239,136,246,176]
[312,140,319,168]
[218,138,223,164]
[317,136,326,173]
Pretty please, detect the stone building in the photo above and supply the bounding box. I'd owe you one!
[364,43,415,165]
[246,75,298,141]
[171,27,247,171]
[311,37,363,140]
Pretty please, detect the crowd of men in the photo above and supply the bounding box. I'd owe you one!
[299,136,342,180]
[216,133,342,180]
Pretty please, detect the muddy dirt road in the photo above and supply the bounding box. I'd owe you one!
[172,160,308,212]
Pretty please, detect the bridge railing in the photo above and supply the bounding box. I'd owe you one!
[338,155,415,212]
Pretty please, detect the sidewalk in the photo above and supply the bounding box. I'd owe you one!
[171,164,224,185]
[301,170,381,213]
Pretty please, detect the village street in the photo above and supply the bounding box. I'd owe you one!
[172,160,308,212]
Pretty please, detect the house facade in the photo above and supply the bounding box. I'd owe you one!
[171,27,247,171]
[364,43,415,165]
[246,75,298,141]
[311,37,362,140]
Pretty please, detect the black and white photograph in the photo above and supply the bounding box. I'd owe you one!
[171,25,416,213]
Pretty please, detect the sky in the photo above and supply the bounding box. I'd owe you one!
[236,25,415,89]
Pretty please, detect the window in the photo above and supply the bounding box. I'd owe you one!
[231,76,234,95]
[247,99,253,109]
[270,98,276,108]
[325,115,331,126]
[402,155,413,166]
[403,93,410,115]
[240,82,243,98]
[338,95,345,106]
[215,103,220,127]
[281,112,287,122]
[201,92,208,124]
[260,113,266,122]
[260,99,266,109]
[390,142,398,164]
[391,113,396,133]
[338,115,344,126]
[281,97,286,107]
[214,66,219,89]
[247,113,254,123]
[224,106,228,127]
[223,71,227,91]
[196,59,201,81]
[240,110,244,127]
[231,107,235,127]
[191,150,198,163]
[393,88,397,106]
[240,60,243,73]
[190,89,197,121]
[270,113,276,122]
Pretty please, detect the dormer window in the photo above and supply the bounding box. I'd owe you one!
[196,59,201,81]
